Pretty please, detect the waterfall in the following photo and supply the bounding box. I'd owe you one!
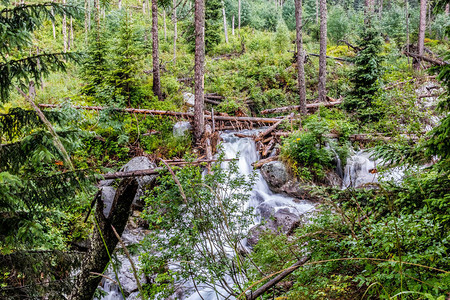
[97,130,314,300]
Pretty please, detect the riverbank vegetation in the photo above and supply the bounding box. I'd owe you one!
[0,0,449,298]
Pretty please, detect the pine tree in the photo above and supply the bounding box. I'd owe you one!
[344,26,383,122]
[0,1,95,297]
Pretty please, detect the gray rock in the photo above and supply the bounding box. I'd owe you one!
[173,121,192,138]
[120,156,157,209]
[108,254,147,296]
[183,92,195,107]
[257,203,275,221]
[260,161,307,199]
[98,178,114,187]
[101,186,116,218]
[261,161,289,189]
[247,208,301,246]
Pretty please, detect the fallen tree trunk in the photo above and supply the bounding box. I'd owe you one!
[403,51,448,66]
[260,101,342,115]
[255,113,293,141]
[252,155,279,169]
[245,256,310,300]
[69,178,139,300]
[307,53,352,63]
[39,104,281,124]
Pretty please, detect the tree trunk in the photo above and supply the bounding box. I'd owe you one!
[222,1,228,43]
[232,15,235,35]
[295,0,307,114]
[417,0,427,69]
[84,0,88,44]
[51,0,56,40]
[445,4,449,41]
[70,17,74,50]
[163,9,167,40]
[365,0,374,17]
[238,0,241,32]
[378,0,383,19]
[173,0,177,63]
[95,0,100,33]
[194,0,205,142]
[152,0,163,101]
[318,0,327,102]
[405,0,409,60]
[62,0,67,53]
[68,178,139,300]
[118,0,122,9]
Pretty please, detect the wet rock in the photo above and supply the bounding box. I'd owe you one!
[173,121,192,138]
[325,171,343,187]
[260,161,307,199]
[257,203,275,220]
[108,254,147,296]
[120,156,157,209]
[247,208,301,246]
[101,186,116,218]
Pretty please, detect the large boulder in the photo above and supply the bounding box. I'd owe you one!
[101,186,116,218]
[173,121,192,138]
[247,208,301,246]
[120,156,158,209]
[260,161,307,199]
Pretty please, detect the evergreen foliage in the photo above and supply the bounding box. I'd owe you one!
[344,25,384,122]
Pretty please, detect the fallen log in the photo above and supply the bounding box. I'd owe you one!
[255,113,293,141]
[403,51,448,66]
[262,138,275,157]
[245,256,310,300]
[252,155,279,169]
[308,53,352,63]
[38,104,281,124]
[101,159,237,180]
[260,101,342,115]
[205,98,221,105]
[69,178,139,300]
[384,75,436,90]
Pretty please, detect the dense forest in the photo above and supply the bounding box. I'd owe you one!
[0,0,450,299]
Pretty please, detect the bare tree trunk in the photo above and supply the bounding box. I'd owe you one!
[238,0,241,32]
[222,0,228,43]
[152,0,163,100]
[405,0,410,63]
[418,0,427,57]
[445,4,449,41]
[68,179,139,300]
[62,0,67,53]
[318,0,327,102]
[84,0,88,44]
[51,0,56,40]
[163,9,167,41]
[95,0,100,33]
[173,0,177,63]
[118,0,122,9]
[143,0,147,14]
[194,0,205,142]
[70,17,74,50]
[88,0,91,30]
[295,0,306,114]
[232,15,235,35]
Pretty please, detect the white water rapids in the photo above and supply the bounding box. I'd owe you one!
[98,131,402,300]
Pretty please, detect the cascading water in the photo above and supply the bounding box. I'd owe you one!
[97,130,314,300]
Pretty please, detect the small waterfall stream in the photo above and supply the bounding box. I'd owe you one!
[97,130,314,300]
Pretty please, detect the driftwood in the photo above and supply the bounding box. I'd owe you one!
[38,104,281,124]
[260,101,342,115]
[252,155,279,169]
[255,113,293,141]
[403,51,448,66]
[69,178,139,300]
[262,138,275,157]
[246,256,310,300]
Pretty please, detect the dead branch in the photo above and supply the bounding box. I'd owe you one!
[403,51,448,66]
[245,256,310,300]
[255,113,293,141]
[337,39,361,52]
[252,156,279,169]
[307,53,352,63]
[260,101,342,115]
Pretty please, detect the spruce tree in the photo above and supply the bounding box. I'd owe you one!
[344,25,384,122]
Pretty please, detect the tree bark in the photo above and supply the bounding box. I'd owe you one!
[70,17,74,50]
[51,0,56,40]
[238,0,241,32]
[68,178,139,300]
[62,0,67,53]
[232,15,235,35]
[318,0,327,102]
[163,9,167,40]
[246,256,310,300]
[295,0,306,115]
[222,0,228,43]
[173,0,177,63]
[152,0,163,101]
[418,0,427,63]
[446,4,449,41]
[405,0,409,61]
[194,0,205,142]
